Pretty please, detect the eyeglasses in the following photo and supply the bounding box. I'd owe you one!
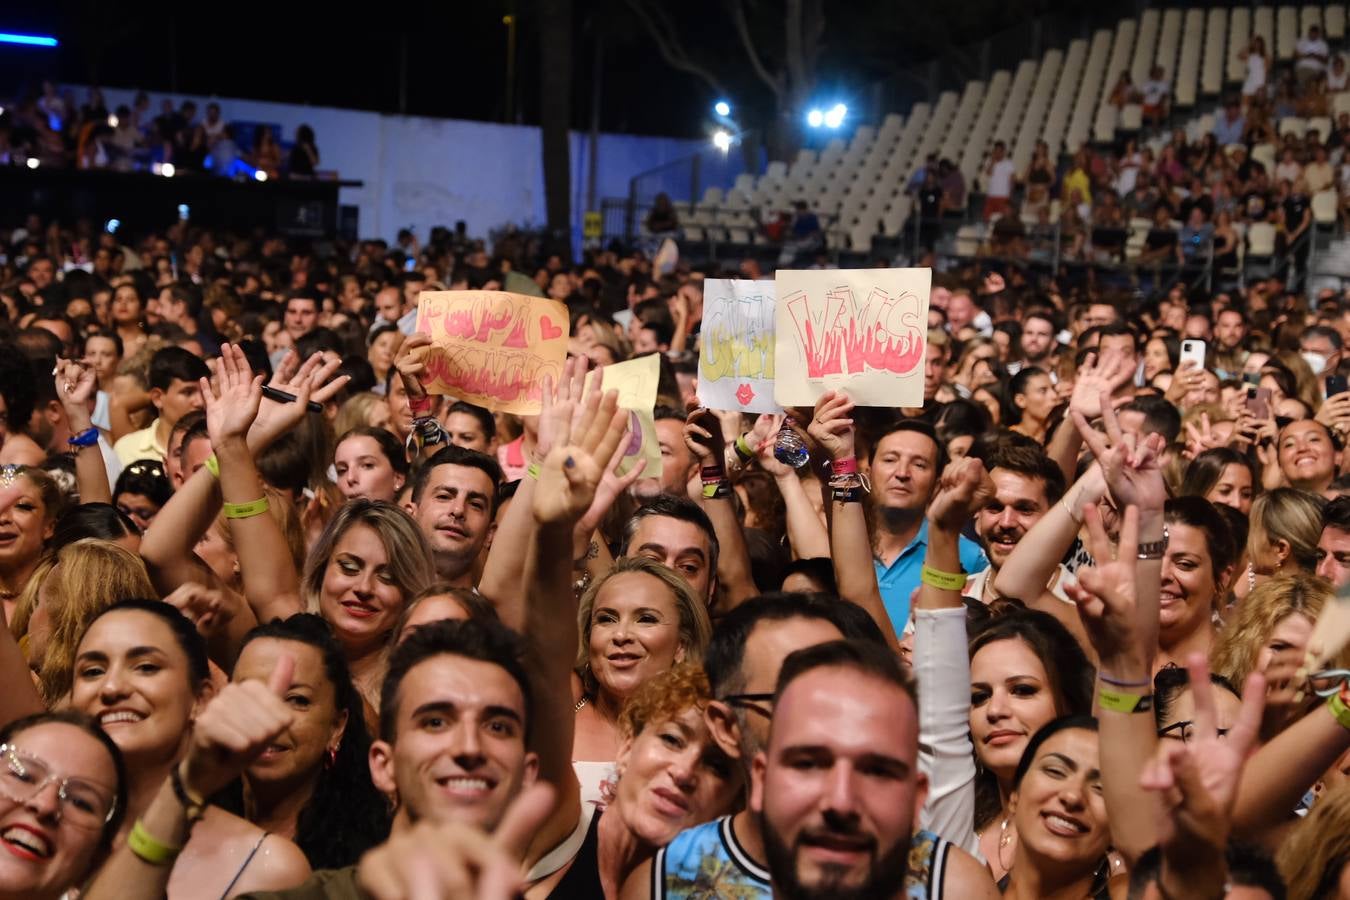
[1157,721,1230,744]
[1309,669,1350,697]
[721,693,775,720]
[0,744,117,831]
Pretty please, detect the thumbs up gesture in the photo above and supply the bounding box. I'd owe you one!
[180,654,297,800]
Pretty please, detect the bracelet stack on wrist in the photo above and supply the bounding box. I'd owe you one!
[701,465,731,500]
[829,456,869,503]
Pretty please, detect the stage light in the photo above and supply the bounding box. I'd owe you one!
[25,157,38,169]
[254,169,268,182]
[108,114,118,128]
[824,103,847,129]
[712,130,732,152]
[0,32,58,48]
[161,162,175,177]
[714,100,731,117]
[806,108,824,128]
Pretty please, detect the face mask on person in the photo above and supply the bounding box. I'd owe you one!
[1303,351,1329,375]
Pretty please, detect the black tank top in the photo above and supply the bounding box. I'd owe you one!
[547,809,604,899]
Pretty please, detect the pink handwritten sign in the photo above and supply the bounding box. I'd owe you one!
[773,268,931,408]
[415,291,569,414]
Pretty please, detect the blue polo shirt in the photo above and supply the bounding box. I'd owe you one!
[874,519,988,634]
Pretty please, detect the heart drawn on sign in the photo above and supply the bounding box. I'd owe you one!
[735,383,756,406]
[539,317,563,341]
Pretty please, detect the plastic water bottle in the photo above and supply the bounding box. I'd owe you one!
[773,422,810,469]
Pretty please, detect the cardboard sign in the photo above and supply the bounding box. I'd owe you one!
[415,291,569,414]
[773,268,931,407]
[589,354,662,479]
[696,279,781,414]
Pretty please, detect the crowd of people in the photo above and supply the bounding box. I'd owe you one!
[910,25,1350,291]
[3,84,318,179]
[1,203,1350,900]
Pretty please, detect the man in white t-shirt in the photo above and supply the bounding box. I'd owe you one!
[981,141,1016,221]
[1297,25,1330,84]
[1141,65,1171,128]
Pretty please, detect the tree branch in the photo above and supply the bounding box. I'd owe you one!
[625,0,731,97]
[728,0,784,98]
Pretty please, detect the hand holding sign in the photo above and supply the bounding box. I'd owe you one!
[416,291,569,414]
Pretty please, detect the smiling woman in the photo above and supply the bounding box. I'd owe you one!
[68,600,311,897]
[571,556,713,809]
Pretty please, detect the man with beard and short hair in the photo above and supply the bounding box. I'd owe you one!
[1008,311,1058,375]
[639,597,994,899]
[966,441,1068,606]
[752,640,997,900]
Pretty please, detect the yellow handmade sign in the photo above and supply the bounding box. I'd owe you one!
[415,291,569,414]
[588,353,662,478]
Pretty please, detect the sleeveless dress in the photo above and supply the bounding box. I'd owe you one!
[1243,54,1267,97]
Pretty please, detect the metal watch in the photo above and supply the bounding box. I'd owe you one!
[1136,528,1169,561]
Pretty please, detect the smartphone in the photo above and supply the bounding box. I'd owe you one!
[104,218,120,234]
[1328,375,1349,397]
[1246,386,1272,421]
[177,203,190,221]
[404,257,417,272]
[1180,339,1206,370]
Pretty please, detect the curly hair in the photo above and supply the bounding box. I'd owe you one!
[618,661,712,740]
[1210,571,1345,687]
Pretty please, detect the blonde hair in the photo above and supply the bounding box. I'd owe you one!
[334,392,390,439]
[301,499,435,635]
[1278,781,1350,899]
[1248,488,1325,572]
[576,556,712,698]
[34,539,155,703]
[1210,572,1339,687]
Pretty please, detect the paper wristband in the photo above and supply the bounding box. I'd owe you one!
[1097,687,1154,713]
[831,456,858,475]
[920,565,966,591]
[702,480,731,500]
[1330,691,1350,731]
[128,820,181,866]
[831,487,863,503]
[734,434,754,460]
[204,455,220,478]
[223,497,270,520]
[526,462,540,481]
[67,427,100,448]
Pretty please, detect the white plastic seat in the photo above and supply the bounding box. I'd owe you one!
[1248,221,1277,256]
[1313,190,1338,224]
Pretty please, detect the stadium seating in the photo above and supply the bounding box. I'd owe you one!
[678,3,1350,254]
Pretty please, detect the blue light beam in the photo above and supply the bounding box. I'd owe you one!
[0,33,59,48]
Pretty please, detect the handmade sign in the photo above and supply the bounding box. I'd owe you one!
[589,353,662,478]
[773,268,931,407]
[415,291,569,414]
[696,279,781,414]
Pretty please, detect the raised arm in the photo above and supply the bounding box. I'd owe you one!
[201,344,304,625]
[1045,350,1131,485]
[992,463,1104,606]
[685,406,758,613]
[916,457,995,855]
[753,415,830,559]
[523,383,628,867]
[1064,503,1159,866]
[55,357,112,504]
[807,390,899,650]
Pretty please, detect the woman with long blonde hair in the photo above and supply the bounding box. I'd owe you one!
[1278,780,1350,899]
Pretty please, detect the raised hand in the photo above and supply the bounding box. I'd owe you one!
[684,407,728,467]
[535,355,589,462]
[1065,504,1145,667]
[806,390,856,462]
[249,350,349,452]
[164,582,234,641]
[1183,412,1228,460]
[393,332,433,398]
[357,782,555,900]
[200,344,265,448]
[532,384,628,526]
[1139,655,1265,865]
[1068,350,1133,421]
[927,456,996,533]
[180,653,296,799]
[53,357,98,430]
[1072,394,1168,514]
[1164,360,1207,406]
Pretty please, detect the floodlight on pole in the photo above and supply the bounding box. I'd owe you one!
[712,130,732,152]
[824,103,847,129]
[806,108,824,128]
[714,100,731,117]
